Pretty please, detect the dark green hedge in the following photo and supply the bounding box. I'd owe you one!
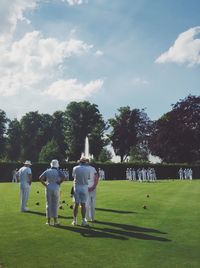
[0,162,199,182]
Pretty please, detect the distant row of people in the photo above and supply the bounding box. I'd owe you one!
[178,168,193,180]
[126,167,157,182]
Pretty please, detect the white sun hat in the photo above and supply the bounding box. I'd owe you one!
[24,160,32,165]
[50,159,59,168]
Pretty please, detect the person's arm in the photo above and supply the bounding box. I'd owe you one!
[88,172,99,192]
[16,171,19,182]
[28,173,32,185]
[57,170,65,185]
[39,173,47,187]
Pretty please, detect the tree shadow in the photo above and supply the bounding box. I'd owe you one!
[96,208,136,214]
[26,210,73,220]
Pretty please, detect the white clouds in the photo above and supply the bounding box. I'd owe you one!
[0,0,104,119]
[62,0,88,6]
[95,50,104,56]
[0,30,94,96]
[156,26,200,66]
[131,77,149,86]
[0,0,38,44]
[42,79,104,100]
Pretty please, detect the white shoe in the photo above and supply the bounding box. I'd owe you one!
[81,219,89,227]
[72,220,77,226]
[21,207,29,212]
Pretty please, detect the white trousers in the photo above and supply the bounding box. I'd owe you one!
[86,190,96,221]
[46,186,60,218]
[20,184,30,211]
[12,176,17,182]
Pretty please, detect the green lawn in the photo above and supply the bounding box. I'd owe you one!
[0,180,200,268]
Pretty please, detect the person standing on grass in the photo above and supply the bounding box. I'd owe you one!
[39,159,65,226]
[72,157,90,226]
[16,161,32,212]
[12,168,18,182]
[86,159,99,222]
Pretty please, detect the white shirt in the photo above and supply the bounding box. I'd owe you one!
[87,165,97,188]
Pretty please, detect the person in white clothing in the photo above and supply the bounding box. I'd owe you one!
[16,161,32,212]
[12,168,18,182]
[131,168,136,181]
[39,159,65,226]
[178,168,184,180]
[99,168,105,180]
[188,168,193,180]
[86,160,99,222]
[72,157,90,226]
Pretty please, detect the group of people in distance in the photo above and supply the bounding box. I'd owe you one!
[126,167,157,182]
[178,168,193,180]
[16,158,99,227]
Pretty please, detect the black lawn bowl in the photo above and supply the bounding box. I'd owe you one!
[143,205,147,209]
[36,202,40,206]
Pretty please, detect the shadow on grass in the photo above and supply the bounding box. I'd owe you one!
[96,208,136,214]
[91,226,170,242]
[26,210,73,220]
[27,211,170,242]
[54,221,170,242]
[54,225,127,240]
[94,220,167,234]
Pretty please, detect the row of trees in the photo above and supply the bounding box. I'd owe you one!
[0,95,200,163]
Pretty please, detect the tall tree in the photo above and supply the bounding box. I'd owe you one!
[52,111,67,160]
[108,106,151,162]
[149,95,200,163]
[0,109,8,158]
[64,101,107,161]
[98,147,113,162]
[39,139,61,162]
[20,112,53,161]
[6,119,21,161]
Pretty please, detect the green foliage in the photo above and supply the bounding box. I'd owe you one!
[149,95,200,163]
[20,112,54,161]
[39,139,62,162]
[129,146,149,162]
[6,119,22,161]
[98,148,113,162]
[52,111,67,158]
[64,101,107,161]
[108,106,152,162]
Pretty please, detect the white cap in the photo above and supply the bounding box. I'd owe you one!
[24,160,32,165]
[50,159,59,168]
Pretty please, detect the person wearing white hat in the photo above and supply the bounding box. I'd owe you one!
[16,160,32,212]
[72,157,90,226]
[39,159,65,226]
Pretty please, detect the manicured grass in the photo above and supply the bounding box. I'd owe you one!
[0,180,200,268]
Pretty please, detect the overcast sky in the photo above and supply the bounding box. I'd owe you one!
[0,0,200,122]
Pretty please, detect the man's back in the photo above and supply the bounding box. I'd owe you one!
[73,164,90,186]
[18,166,31,185]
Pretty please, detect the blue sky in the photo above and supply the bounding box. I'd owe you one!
[0,0,200,121]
